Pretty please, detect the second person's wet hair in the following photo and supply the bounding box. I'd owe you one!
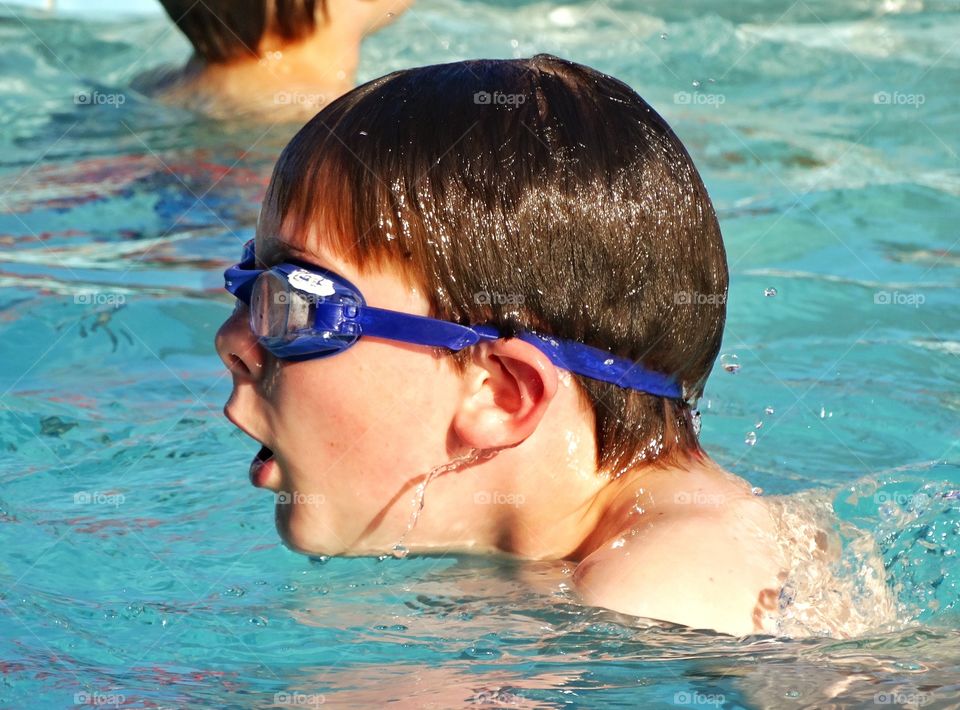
[159,0,326,63]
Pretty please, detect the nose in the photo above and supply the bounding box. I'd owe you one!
[215,304,268,382]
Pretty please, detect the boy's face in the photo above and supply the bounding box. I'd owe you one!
[215,215,468,556]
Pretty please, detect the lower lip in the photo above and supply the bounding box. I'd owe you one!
[249,454,276,488]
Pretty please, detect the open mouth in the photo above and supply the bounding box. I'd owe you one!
[249,445,276,488]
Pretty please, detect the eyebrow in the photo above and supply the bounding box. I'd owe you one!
[256,237,331,271]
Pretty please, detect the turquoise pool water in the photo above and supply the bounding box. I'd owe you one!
[1,0,958,707]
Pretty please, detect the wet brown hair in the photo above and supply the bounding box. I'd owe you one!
[264,55,728,477]
[159,0,326,63]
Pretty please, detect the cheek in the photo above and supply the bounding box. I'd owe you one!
[266,344,463,554]
[270,354,370,457]
[269,343,455,475]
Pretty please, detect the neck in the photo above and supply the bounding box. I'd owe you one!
[393,439,714,562]
[179,27,362,118]
[485,447,717,561]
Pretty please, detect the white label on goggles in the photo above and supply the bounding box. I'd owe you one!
[288,269,336,297]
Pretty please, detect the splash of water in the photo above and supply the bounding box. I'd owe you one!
[389,447,502,559]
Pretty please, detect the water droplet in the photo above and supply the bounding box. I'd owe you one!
[755,421,763,429]
[461,646,501,660]
[660,32,668,39]
[691,409,702,435]
[764,287,778,297]
[764,406,775,415]
[611,537,626,549]
[692,80,701,88]
[745,431,757,446]
[358,130,368,136]
[310,555,330,565]
[751,486,764,496]
[249,616,268,626]
[389,448,501,556]
[510,39,519,49]
[603,358,615,366]
[720,354,740,373]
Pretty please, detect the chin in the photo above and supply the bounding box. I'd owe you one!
[274,502,346,557]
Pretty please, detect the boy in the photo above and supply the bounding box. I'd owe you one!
[215,54,786,635]
[143,0,412,118]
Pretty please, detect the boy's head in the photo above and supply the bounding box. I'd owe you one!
[217,55,728,556]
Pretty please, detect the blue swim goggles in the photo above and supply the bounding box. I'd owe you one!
[223,239,682,398]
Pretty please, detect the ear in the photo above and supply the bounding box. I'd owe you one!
[452,338,559,450]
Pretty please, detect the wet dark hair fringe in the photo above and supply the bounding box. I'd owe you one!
[265,54,728,477]
[159,0,325,63]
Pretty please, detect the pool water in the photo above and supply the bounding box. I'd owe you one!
[1,0,959,707]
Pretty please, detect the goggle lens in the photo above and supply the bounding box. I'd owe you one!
[250,272,314,341]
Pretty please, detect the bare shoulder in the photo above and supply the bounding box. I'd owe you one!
[572,496,786,636]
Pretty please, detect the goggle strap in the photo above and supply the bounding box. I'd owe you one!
[517,332,682,399]
[355,306,681,399]
[355,306,500,350]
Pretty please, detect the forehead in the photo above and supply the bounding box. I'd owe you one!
[255,229,333,270]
